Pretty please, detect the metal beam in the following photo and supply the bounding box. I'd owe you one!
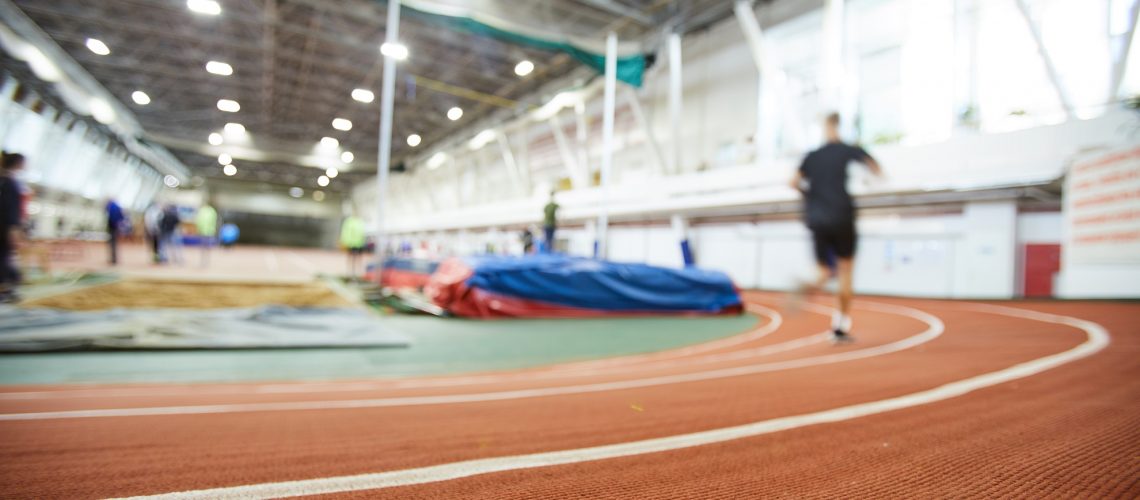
[1015,0,1076,119]
[548,113,584,188]
[1109,0,1140,101]
[575,0,654,26]
[495,129,526,194]
[623,86,668,176]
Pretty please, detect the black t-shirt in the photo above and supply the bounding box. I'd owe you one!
[0,176,21,233]
[798,142,872,228]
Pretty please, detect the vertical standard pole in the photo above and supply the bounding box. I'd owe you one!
[668,32,683,174]
[595,32,617,260]
[671,214,694,267]
[375,0,400,277]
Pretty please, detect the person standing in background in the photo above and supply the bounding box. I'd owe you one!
[105,198,125,266]
[195,201,218,267]
[542,190,559,253]
[340,213,365,279]
[160,203,183,265]
[144,202,163,263]
[520,226,535,254]
[0,152,26,303]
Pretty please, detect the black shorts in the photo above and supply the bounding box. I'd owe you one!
[810,223,857,265]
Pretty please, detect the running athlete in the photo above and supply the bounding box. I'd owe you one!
[790,112,882,343]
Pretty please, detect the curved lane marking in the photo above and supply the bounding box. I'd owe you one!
[0,301,937,421]
[0,304,787,401]
[111,303,1108,499]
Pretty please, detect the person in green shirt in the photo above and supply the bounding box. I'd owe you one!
[340,214,366,279]
[195,202,218,267]
[542,191,559,253]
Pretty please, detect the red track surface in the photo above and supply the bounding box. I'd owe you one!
[0,293,1137,498]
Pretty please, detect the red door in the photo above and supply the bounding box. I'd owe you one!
[1023,244,1061,298]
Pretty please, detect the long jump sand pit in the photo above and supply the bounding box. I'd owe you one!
[3,280,407,351]
[25,279,353,310]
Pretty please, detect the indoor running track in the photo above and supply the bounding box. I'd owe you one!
[0,292,1137,499]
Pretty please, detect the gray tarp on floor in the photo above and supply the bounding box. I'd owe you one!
[0,306,410,352]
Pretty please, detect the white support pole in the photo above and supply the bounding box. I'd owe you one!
[623,86,668,176]
[374,0,400,275]
[668,32,683,174]
[735,1,767,166]
[548,114,584,188]
[596,32,617,260]
[1015,0,1076,120]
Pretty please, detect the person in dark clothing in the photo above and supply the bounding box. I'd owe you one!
[159,204,183,264]
[520,227,535,254]
[105,199,125,265]
[0,152,26,302]
[789,113,882,343]
[542,191,559,253]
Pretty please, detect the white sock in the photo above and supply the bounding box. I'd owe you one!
[832,312,852,332]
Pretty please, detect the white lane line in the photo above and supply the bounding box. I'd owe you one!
[0,301,937,421]
[0,303,789,401]
[265,251,279,272]
[112,303,1109,500]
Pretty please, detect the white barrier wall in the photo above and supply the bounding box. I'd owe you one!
[550,205,1033,299]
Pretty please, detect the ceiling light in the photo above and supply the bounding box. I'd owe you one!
[352,89,374,103]
[380,42,408,60]
[131,90,150,105]
[407,134,421,147]
[289,187,304,198]
[223,122,245,134]
[223,164,237,176]
[340,151,353,163]
[447,107,463,121]
[313,190,325,202]
[514,60,534,76]
[317,175,330,187]
[218,153,232,165]
[208,132,223,145]
[427,152,447,169]
[217,99,240,112]
[326,167,339,178]
[332,118,352,131]
[205,61,233,76]
[89,98,116,124]
[163,175,180,188]
[23,48,62,82]
[85,38,110,56]
[468,129,496,150]
[320,137,339,148]
[187,0,221,15]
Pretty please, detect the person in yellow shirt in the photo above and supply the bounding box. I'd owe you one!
[340,213,366,279]
[195,202,218,267]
